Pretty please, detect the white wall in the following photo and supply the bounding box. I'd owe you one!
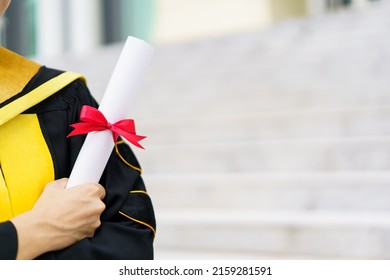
[152,0,273,45]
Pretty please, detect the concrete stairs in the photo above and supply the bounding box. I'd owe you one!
[138,2,390,260]
[39,1,390,259]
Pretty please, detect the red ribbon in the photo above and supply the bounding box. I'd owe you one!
[67,105,146,149]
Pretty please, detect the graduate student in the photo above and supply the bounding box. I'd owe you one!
[0,0,155,260]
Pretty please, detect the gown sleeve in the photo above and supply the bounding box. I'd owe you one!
[0,221,18,260]
[36,78,156,260]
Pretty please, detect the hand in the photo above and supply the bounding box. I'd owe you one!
[11,178,106,259]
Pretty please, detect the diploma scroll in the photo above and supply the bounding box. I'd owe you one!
[66,36,154,188]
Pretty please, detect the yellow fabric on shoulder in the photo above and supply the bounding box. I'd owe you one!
[0,47,41,104]
[0,71,85,127]
[0,114,55,222]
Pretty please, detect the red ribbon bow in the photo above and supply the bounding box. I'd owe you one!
[67,105,146,149]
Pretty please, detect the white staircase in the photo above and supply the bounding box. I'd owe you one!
[138,2,390,260]
[40,1,390,259]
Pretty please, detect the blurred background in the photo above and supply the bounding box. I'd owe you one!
[2,0,390,259]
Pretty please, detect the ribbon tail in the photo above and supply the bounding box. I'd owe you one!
[67,122,107,138]
[120,131,147,149]
[112,131,119,143]
[131,135,147,149]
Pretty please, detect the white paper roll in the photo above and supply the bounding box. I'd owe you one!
[66,36,154,188]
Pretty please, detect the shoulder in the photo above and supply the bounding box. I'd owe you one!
[25,66,98,113]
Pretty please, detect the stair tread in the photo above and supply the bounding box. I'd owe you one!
[154,248,316,260]
[157,209,390,227]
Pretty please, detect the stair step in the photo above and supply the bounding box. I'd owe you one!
[138,107,390,144]
[154,247,314,260]
[145,172,390,211]
[155,210,390,259]
[133,82,390,120]
[136,136,390,173]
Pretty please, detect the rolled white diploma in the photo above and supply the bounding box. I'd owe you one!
[66,36,154,188]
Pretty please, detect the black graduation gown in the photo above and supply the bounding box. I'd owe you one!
[0,64,156,260]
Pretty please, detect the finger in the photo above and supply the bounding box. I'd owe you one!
[98,185,106,200]
[56,178,69,188]
[44,178,68,190]
[53,178,69,189]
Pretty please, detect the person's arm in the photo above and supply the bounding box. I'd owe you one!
[1,179,106,260]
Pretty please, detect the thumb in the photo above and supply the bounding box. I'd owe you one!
[46,178,69,190]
